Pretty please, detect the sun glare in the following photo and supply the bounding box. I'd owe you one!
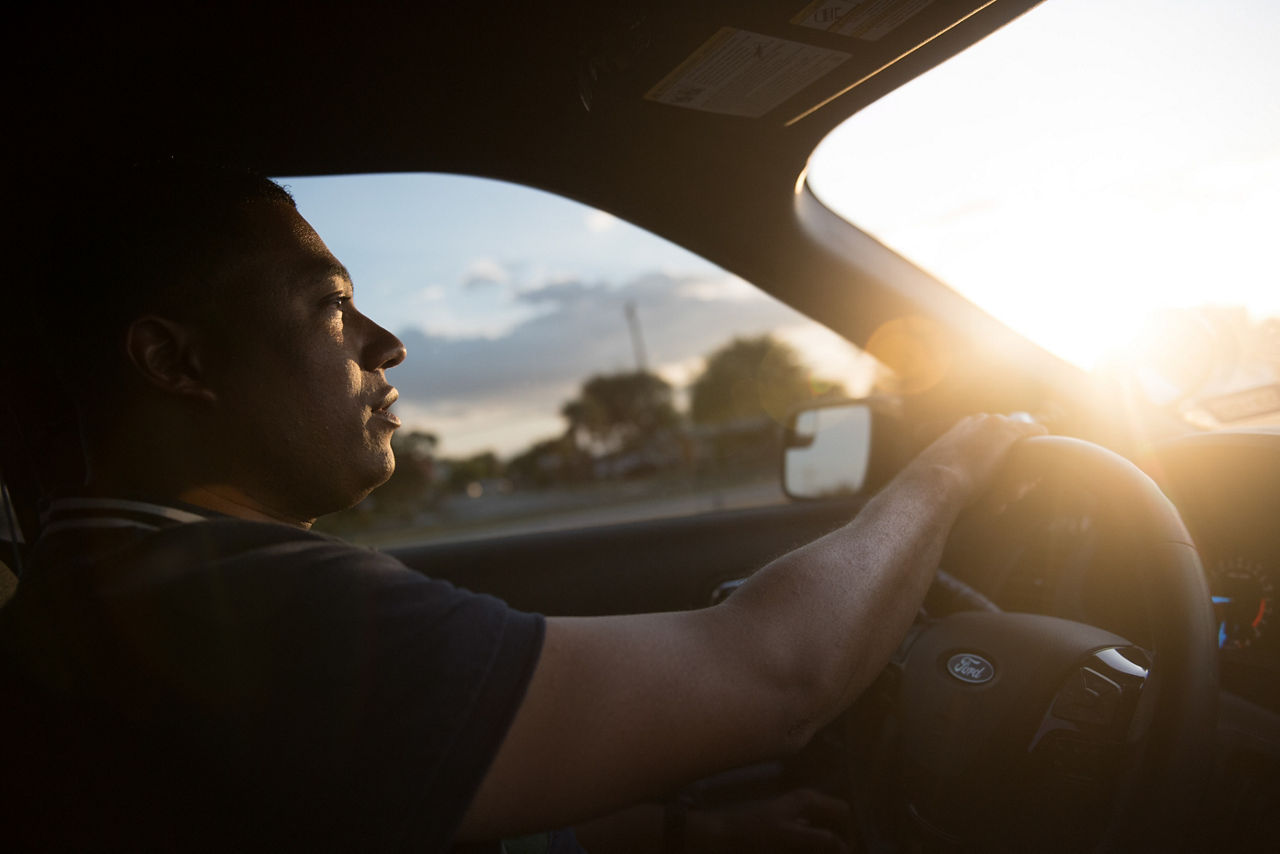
[808,0,1280,375]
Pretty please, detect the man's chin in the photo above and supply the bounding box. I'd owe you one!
[328,455,396,515]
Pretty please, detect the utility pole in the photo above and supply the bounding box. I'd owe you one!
[624,300,649,373]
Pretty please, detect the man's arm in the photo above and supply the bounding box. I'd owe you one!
[458,414,1043,839]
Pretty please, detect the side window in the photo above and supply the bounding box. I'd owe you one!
[284,174,885,544]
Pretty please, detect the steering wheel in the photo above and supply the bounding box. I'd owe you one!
[849,436,1218,852]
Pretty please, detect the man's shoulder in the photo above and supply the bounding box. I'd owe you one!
[152,510,400,568]
[15,495,476,631]
[34,494,409,575]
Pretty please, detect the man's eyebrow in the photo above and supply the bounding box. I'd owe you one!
[308,260,354,288]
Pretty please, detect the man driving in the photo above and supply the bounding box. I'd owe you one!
[0,161,1043,852]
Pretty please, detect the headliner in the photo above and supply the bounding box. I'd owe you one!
[10,1,1062,410]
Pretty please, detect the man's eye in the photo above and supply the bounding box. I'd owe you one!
[329,294,352,309]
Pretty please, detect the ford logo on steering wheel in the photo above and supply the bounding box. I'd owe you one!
[946,653,996,684]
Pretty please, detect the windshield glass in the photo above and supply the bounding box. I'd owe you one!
[809,0,1280,428]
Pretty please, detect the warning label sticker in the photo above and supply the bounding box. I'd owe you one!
[645,28,850,118]
[792,0,934,41]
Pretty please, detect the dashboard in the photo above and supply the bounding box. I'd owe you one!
[1148,429,1280,711]
[1147,429,1280,847]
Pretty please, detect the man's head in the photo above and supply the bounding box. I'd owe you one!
[24,160,406,524]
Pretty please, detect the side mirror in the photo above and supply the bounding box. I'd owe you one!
[782,401,873,499]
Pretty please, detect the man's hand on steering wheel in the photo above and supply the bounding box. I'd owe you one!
[902,413,1048,509]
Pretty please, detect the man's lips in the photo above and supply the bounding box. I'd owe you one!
[371,389,401,427]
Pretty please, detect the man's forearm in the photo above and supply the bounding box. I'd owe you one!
[720,464,963,735]
[718,415,1041,742]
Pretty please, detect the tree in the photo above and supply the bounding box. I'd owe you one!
[507,436,578,488]
[444,451,502,493]
[690,335,843,426]
[568,371,679,454]
[560,399,588,447]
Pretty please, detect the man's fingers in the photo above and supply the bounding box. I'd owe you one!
[908,413,1048,508]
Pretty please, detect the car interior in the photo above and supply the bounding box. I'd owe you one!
[6,1,1277,850]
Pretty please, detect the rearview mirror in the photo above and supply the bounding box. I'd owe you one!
[783,402,872,499]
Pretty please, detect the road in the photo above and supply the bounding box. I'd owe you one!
[361,477,786,548]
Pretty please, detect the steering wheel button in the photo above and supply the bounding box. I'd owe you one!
[1052,666,1122,725]
[1081,667,1121,697]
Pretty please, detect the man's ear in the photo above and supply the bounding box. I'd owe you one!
[124,315,217,403]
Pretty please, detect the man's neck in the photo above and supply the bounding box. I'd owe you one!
[83,472,314,529]
[85,439,315,529]
[175,485,315,529]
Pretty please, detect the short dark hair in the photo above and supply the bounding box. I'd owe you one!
[17,158,296,392]
[2,160,297,500]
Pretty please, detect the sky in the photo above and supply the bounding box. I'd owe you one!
[282,0,1280,456]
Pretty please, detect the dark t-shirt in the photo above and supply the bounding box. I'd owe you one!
[0,497,544,852]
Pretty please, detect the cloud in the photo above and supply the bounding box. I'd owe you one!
[387,271,823,454]
[677,277,765,302]
[461,258,511,290]
[516,280,594,307]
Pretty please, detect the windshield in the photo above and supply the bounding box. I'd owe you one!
[809,0,1280,428]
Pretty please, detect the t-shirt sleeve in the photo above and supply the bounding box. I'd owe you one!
[138,522,545,853]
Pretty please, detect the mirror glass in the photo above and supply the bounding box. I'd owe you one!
[784,403,872,499]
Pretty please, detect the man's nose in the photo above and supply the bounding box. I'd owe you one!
[359,312,406,370]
